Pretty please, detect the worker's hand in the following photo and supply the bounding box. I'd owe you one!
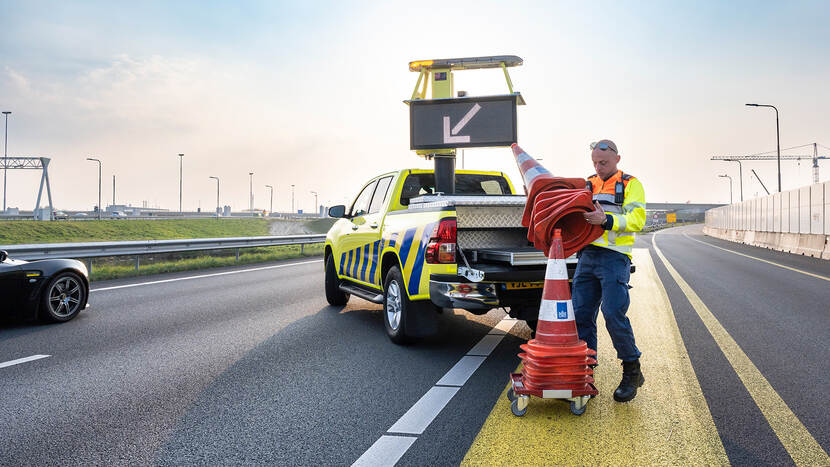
[583,201,607,225]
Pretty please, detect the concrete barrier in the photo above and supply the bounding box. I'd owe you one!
[823,236,830,260]
[780,233,800,254]
[794,234,827,258]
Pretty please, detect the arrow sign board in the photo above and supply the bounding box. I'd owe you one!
[409,95,517,150]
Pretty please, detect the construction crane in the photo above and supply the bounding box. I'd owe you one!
[711,142,828,186]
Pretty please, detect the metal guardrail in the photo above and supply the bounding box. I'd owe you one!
[0,234,327,261]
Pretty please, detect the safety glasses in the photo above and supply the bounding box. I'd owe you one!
[590,141,617,153]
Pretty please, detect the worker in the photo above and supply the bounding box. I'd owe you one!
[575,139,647,402]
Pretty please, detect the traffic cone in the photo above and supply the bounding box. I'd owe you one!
[511,143,603,258]
[517,229,597,397]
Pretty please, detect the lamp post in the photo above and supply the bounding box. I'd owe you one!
[266,184,273,215]
[248,172,254,216]
[2,111,11,212]
[209,176,219,217]
[718,174,733,204]
[291,184,295,214]
[723,159,743,201]
[310,190,318,217]
[178,153,184,215]
[746,103,781,192]
[86,157,102,219]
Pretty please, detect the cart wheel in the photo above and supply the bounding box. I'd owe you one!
[507,388,517,402]
[511,399,527,417]
[570,400,587,416]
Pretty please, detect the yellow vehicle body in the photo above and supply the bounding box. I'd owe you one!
[325,169,517,301]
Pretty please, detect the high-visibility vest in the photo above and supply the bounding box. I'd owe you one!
[585,170,646,258]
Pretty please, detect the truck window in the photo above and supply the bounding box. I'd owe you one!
[350,180,378,217]
[369,176,393,214]
[400,173,511,205]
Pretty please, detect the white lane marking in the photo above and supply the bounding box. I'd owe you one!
[0,354,50,369]
[436,356,487,387]
[466,334,505,357]
[683,232,830,282]
[351,436,417,467]
[387,386,460,435]
[488,318,518,335]
[90,259,322,292]
[353,316,520,465]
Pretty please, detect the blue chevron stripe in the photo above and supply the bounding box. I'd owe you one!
[360,243,370,281]
[346,249,353,277]
[352,245,361,278]
[408,222,436,296]
[339,249,346,275]
[369,240,380,284]
[398,228,417,268]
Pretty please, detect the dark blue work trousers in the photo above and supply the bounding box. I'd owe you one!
[572,246,641,362]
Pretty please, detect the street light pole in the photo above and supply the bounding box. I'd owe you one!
[724,159,744,201]
[746,103,781,192]
[249,172,254,216]
[310,191,318,216]
[291,184,295,214]
[266,185,273,214]
[178,153,184,215]
[86,157,102,219]
[2,111,11,212]
[209,176,219,217]
[718,174,733,204]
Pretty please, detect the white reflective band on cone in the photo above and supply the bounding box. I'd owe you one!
[544,258,568,280]
[516,153,532,165]
[538,299,574,322]
[523,166,549,185]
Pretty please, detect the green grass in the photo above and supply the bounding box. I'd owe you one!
[0,218,274,245]
[89,244,324,281]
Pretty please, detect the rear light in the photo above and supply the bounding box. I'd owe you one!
[425,218,457,264]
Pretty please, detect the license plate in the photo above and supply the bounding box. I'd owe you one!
[505,281,544,290]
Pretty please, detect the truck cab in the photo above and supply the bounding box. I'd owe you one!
[324,169,576,344]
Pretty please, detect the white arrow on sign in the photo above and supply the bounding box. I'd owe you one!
[443,103,481,144]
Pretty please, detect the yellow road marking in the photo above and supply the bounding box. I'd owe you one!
[685,232,830,282]
[653,232,830,466]
[462,249,728,466]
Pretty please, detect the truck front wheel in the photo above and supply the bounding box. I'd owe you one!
[383,266,413,345]
[324,254,349,306]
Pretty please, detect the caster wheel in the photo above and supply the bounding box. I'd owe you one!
[570,400,587,416]
[507,388,517,402]
[511,399,527,417]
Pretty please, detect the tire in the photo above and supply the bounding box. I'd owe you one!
[40,271,87,322]
[383,266,413,345]
[324,254,349,306]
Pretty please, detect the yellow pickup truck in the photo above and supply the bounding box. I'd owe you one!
[324,168,577,344]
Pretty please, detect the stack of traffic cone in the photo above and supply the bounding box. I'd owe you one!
[516,229,597,400]
[512,143,603,258]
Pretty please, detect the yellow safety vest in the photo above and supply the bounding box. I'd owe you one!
[585,171,646,258]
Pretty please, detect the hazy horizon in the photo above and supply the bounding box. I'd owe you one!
[2,1,829,213]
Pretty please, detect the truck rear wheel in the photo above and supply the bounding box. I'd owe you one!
[324,254,349,306]
[383,266,413,345]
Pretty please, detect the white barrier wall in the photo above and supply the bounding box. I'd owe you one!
[705,181,829,236]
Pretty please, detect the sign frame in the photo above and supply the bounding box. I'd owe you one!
[408,94,518,151]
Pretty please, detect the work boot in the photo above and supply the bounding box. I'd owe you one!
[613,359,644,402]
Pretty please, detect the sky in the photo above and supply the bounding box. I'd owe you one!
[1,0,829,213]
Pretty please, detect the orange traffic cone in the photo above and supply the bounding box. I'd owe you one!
[511,143,603,258]
[509,229,598,416]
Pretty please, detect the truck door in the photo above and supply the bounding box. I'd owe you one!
[338,179,377,281]
[346,176,394,288]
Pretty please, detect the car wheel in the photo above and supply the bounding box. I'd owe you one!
[324,254,349,306]
[41,271,87,322]
[383,266,413,345]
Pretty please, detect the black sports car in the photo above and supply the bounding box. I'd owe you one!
[0,250,90,322]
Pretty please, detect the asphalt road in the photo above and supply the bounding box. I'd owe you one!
[0,258,529,466]
[1,224,828,466]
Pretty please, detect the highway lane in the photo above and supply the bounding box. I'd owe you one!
[2,225,828,466]
[0,257,529,465]
[651,224,829,466]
